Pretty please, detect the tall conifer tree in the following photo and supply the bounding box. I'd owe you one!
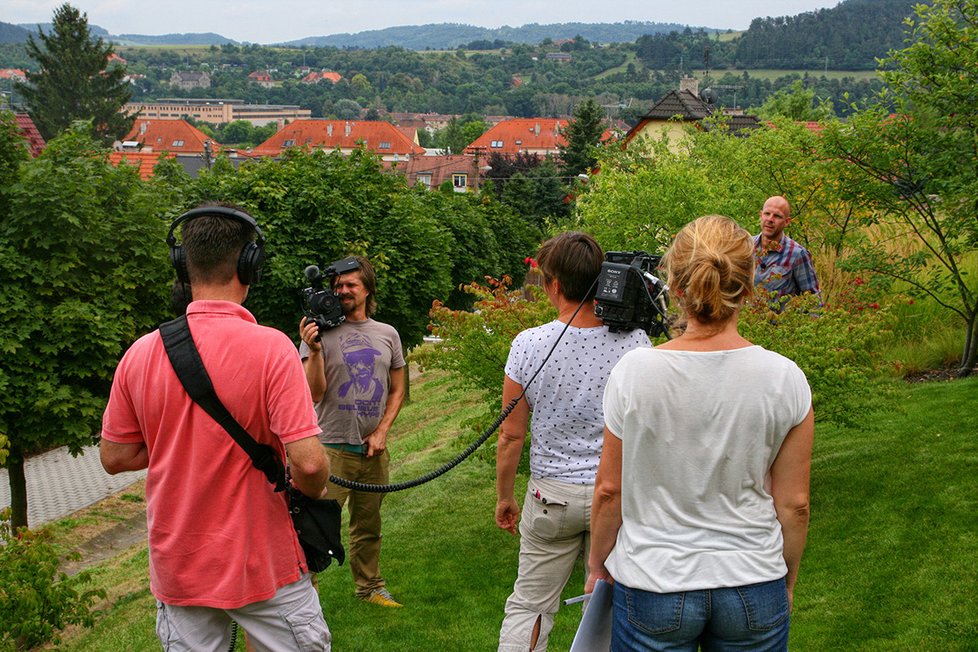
[558,98,605,177]
[17,3,136,143]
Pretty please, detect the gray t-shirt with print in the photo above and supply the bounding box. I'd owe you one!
[504,320,651,484]
[299,318,405,445]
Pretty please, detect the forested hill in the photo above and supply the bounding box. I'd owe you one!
[0,22,30,44]
[0,20,691,48]
[734,0,920,68]
[113,32,237,46]
[284,21,690,49]
[635,0,920,71]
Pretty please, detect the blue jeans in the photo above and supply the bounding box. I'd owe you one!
[612,578,790,651]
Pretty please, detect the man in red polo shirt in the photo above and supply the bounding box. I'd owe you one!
[101,205,332,651]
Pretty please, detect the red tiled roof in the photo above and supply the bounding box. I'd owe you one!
[396,126,419,144]
[301,70,342,84]
[464,117,613,156]
[252,120,425,157]
[14,113,46,157]
[122,118,213,154]
[108,151,176,179]
[465,118,568,155]
[0,68,27,80]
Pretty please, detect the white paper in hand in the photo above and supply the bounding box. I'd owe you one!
[569,579,613,652]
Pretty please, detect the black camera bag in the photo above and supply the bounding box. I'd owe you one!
[159,315,344,572]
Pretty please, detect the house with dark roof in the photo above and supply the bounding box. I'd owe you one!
[625,77,761,149]
[252,120,425,162]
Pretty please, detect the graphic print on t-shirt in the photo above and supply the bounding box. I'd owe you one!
[337,331,384,418]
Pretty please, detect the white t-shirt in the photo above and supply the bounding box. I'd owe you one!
[603,345,811,592]
[505,320,651,484]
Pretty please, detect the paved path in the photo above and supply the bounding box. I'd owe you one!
[0,445,146,529]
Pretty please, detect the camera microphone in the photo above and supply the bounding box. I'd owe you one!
[304,265,321,281]
[642,271,668,293]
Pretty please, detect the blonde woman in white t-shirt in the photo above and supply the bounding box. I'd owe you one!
[587,215,815,651]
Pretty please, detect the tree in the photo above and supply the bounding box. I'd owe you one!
[423,187,540,309]
[433,114,486,155]
[753,80,834,121]
[188,147,454,349]
[332,99,362,120]
[16,4,136,143]
[0,123,172,529]
[823,0,978,375]
[558,98,605,177]
[481,152,570,230]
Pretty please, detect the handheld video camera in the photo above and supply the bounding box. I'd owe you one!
[593,251,670,337]
[300,256,361,338]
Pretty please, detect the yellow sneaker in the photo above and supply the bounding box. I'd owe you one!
[361,588,403,607]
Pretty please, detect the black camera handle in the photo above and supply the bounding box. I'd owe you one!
[636,267,672,340]
[328,278,598,494]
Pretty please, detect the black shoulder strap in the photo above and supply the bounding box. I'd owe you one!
[159,315,287,492]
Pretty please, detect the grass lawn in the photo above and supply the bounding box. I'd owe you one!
[43,371,978,650]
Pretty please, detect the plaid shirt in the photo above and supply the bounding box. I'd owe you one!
[753,234,820,299]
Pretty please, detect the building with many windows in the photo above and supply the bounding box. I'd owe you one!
[124,98,311,126]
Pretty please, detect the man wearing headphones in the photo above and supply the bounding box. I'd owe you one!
[100,203,333,651]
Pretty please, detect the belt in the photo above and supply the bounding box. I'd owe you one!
[324,442,367,455]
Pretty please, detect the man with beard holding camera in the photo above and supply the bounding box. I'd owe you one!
[495,232,652,651]
[299,256,406,608]
[101,204,332,651]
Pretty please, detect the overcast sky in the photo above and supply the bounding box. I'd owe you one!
[6,1,843,44]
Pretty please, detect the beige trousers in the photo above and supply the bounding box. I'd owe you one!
[498,477,593,652]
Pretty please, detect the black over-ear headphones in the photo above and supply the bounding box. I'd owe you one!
[167,206,266,286]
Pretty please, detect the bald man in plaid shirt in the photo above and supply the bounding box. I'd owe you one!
[753,196,821,301]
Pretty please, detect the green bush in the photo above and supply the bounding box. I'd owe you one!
[0,511,105,651]
[416,274,892,430]
[739,289,894,426]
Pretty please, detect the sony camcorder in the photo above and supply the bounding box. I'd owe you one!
[594,251,670,337]
[300,256,361,337]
